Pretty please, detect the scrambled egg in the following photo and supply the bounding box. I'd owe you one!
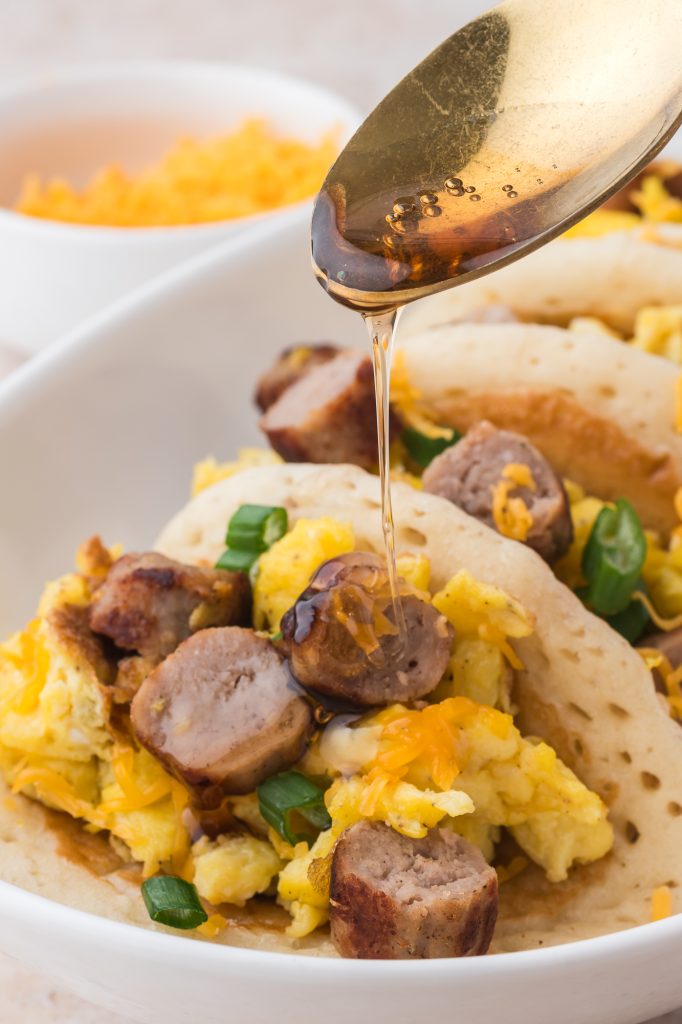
[394,553,431,591]
[192,834,282,906]
[433,570,534,671]
[569,306,682,366]
[0,567,183,875]
[253,516,354,630]
[564,172,682,238]
[326,775,474,838]
[0,523,614,938]
[437,636,510,710]
[278,830,337,937]
[280,696,612,935]
[191,448,283,497]
[630,306,682,363]
[0,573,110,765]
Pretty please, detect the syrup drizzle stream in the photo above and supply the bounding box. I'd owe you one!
[364,307,406,637]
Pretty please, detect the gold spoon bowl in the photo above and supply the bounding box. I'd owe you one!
[312,0,682,311]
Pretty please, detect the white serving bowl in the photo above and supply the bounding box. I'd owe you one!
[0,61,359,355]
[0,215,679,1024]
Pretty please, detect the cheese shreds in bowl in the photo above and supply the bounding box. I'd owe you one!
[12,119,338,228]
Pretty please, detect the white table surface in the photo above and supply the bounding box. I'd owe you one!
[0,1,680,1020]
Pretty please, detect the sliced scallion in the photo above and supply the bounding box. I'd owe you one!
[402,426,460,469]
[215,547,260,573]
[257,770,331,846]
[215,504,288,574]
[226,504,288,551]
[605,586,650,643]
[141,875,207,930]
[581,499,647,616]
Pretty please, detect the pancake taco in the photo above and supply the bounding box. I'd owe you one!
[0,463,679,957]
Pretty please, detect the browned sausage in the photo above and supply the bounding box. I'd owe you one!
[130,627,313,801]
[330,821,498,959]
[254,343,341,412]
[281,553,453,707]
[89,552,251,660]
[260,350,384,468]
[422,420,573,563]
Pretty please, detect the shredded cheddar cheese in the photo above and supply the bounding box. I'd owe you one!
[433,569,534,671]
[652,885,673,922]
[636,647,682,722]
[197,913,228,939]
[491,464,536,543]
[496,855,529,884]
[13,119,338,227]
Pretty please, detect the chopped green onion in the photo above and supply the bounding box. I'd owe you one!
[605,586,650,643]
[581,499,647,616]
[215,504,288,573]
[226,504,288,551]
[402,426,461,469]
[215,548,260,573]
[142,876,207,930]
[257,770,331,846]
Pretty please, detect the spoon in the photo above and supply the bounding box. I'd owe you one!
[311,0,682,312]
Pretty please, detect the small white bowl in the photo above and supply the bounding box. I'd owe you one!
[0,215,680,1024]
[0,61,359,354]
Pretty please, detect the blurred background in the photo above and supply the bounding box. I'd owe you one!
[0,0,486,110]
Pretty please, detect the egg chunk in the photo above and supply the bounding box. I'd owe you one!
[0,565,186,875]
[253,516,355,630]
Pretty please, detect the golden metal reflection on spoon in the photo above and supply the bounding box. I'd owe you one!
[312,0,682,312]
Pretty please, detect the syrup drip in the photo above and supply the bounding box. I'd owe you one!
[363,307,406,637]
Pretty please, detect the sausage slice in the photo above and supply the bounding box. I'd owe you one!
[131,627,313,799]
[330,821,498,959]
[89,552,251,660]
[281,552,453,707]
[260,350,382,468]
[422,420,573,563]
[254,343,341,412]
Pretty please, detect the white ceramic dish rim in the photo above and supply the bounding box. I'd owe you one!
[0,874,681,978]
[0,214,679,982]
[0,59,358,241]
